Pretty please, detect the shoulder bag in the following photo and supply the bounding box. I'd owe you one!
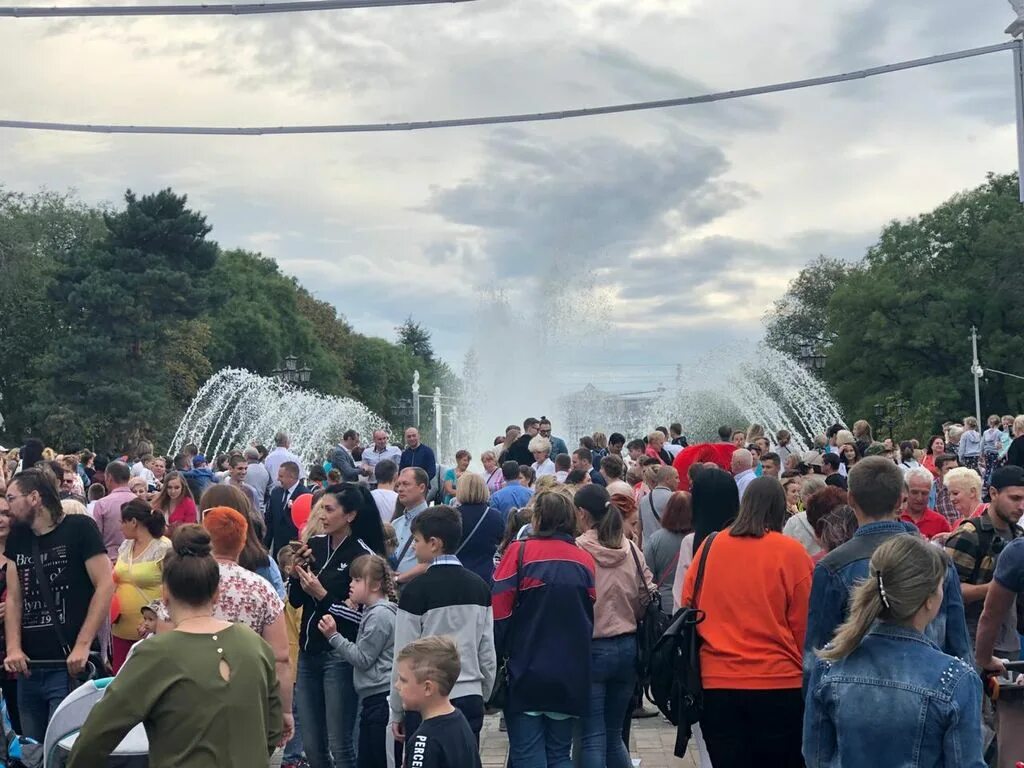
[486,539,526,710]
[647,531,718,753]
[629,540,663,686]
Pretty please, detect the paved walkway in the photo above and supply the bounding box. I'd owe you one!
[272,712,701,767]
[479,712,700,768]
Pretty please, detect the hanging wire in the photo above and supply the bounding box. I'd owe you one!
[0,0,473,16]
[0,41,1016,135]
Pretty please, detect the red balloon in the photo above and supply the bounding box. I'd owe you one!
[110,593,122,624]
[291,493,314,531]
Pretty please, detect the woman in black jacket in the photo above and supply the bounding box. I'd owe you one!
[289,483,384,768]
[1008,415,1024,468]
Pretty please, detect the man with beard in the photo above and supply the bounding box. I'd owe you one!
[3,467,113,741]
[968,466,1024,671]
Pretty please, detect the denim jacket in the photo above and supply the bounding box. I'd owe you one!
[804,521,972,687]
[804,624,985,768]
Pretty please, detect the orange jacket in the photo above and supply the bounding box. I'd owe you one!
[681,529,812,690]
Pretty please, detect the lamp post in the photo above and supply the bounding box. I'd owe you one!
[873,400,908,442]
[272,354,312,385]
[797,343,826,373]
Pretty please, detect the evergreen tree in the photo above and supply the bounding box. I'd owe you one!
[31,189,217,449]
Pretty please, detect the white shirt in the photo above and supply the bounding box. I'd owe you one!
[532,458,556,478]
[265,446,307,487]
[362,444,402,471]
[130,462,156,486]
[664,443,683,459]
[735,468,756,499]
[371,488,398,523]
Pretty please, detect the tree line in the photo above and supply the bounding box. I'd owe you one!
[765,171,1024,439]
[0,187,454,453]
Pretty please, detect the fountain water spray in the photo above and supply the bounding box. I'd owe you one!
[169,368,391,467]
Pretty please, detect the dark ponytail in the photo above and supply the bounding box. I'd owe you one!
[574,484,623,548]
[121,497,167,538]
[164,525,219,607]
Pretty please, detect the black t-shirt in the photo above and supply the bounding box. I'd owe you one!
[404,710,481,768]
[4,514,106,659]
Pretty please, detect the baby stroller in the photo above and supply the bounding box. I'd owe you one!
[984,660,1024,768]
[0,690,42,768]
[31,661,148,768]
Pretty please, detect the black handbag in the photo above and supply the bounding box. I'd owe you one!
[486,538,526,710]
[647,532,717,755]
[628,541,663,686]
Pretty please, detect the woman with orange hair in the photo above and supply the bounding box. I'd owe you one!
[199,506,294,743]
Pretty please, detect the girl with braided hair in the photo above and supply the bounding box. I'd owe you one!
[318,554,398,768]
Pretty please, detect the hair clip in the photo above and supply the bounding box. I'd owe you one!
[876,572,891,610]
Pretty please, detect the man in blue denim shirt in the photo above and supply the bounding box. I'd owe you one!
[804,457,972,684]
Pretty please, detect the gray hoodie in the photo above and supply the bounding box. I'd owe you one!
[328,599,398,696]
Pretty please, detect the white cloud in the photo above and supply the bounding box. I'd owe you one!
[1,0,1019,389]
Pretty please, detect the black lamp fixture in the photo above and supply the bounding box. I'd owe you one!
[272,354,312,385]
[874,399,909,441]
[797,342,826,372]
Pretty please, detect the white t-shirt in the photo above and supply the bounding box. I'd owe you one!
[664,443,684,459]
[371,488,398,523]
[532,458,556,478]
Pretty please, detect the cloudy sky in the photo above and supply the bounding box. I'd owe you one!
[2,0,1020,397]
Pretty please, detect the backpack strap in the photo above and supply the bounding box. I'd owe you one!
[656,550,680,589]
[690,531,718,610]
[959,519,996,585]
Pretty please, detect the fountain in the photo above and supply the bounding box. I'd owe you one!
[168,368,391,467]
[645,343,846,452]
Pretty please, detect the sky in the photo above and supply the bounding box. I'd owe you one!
[1,0,1021,399]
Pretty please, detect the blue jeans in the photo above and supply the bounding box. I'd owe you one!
[17,668,71,742]
[505,711,574,768]
[296,651,358,768]
[283,685,305,761]
[579,635,636,768]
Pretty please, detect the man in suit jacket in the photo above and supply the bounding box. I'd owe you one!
[327,430,362,483]
[264,461,310,559]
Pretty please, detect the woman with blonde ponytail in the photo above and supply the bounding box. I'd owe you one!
[804,535,985,767]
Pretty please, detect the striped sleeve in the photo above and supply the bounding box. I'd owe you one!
[492,541,522,623]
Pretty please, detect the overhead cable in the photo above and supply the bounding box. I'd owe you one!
[0,0,473,16]
[0,40,1016,135]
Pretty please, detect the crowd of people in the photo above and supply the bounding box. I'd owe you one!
[1,411,1024,767]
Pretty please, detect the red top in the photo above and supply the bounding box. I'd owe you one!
[672,443,737,491]
[166,497,199,531]
[681,530,812,690]
[900,508,951,539]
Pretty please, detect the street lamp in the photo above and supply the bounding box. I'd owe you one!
[797,343,826,372]
[272,354,312,385]
[873,400,908,441]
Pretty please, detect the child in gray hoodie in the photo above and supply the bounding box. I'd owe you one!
[319,554,399,768]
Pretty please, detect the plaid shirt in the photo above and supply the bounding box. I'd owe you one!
[944,513,1022,586]
[934,477,960,526]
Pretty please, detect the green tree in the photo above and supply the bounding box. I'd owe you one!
[0,189,105,443]
[30,189,217,449]
[396,316,434,364]
[764,255,850,359]
[822,172,1024,431]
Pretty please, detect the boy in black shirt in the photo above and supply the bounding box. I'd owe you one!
[396,636,481,768]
